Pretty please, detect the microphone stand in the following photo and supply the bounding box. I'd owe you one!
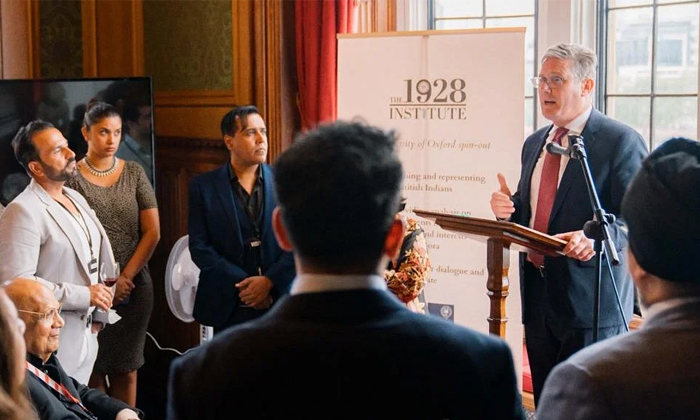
[550,135,626,342]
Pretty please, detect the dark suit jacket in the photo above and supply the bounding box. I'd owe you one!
[188,163,295,328]
[167,288,526,420]
[510,109,647,329]
[537,300,700,420]
[26,353,140,420]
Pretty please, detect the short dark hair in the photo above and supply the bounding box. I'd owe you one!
[12,120,54,173]
[220,105,261,137]
[273,120,403,270]
[83,99,121,128]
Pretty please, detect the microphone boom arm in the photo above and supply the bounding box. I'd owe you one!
[568,135,619,265]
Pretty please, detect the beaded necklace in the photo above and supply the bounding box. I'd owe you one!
[84,156,117,177]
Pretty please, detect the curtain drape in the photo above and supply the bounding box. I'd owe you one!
[295,0,355,132]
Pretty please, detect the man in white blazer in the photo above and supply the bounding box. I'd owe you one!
[537,137,700,419]
[0,120,116,384]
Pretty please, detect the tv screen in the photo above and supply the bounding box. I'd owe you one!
[0,77,155,207]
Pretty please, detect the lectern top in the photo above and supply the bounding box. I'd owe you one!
[413,210,566,257]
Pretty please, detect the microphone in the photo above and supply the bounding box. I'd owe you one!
[545,142,569,156]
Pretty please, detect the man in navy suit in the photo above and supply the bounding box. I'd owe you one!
[188,105,295,333]
[490,43,647,405]
[168,121,525,420]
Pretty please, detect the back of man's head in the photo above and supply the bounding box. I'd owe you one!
[621,137,700,286]
[220,105,260,137]
[273,120,403,271]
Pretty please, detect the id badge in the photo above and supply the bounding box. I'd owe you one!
[88,257,98,274]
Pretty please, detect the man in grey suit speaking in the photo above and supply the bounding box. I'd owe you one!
[537,137,700,419]
[0,120,116,384]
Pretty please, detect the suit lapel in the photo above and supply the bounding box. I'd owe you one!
[30,181,91,279]
[65,188,116,272]
[522,127,552,206]
[261,164,275,238]
[214,164,244,247]
[549,110,601,225]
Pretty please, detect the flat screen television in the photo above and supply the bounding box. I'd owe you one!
[0,77,155,207]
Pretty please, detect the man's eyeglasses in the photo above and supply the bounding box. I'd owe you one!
[18,304,62,322]
[530,76,566,89]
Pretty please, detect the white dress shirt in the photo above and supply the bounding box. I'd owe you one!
[290,273,387,295]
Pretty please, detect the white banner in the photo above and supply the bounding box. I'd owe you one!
[338,28,526,387]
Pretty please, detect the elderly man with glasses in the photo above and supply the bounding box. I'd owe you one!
[4,278,141,420]
[489,43,648,406]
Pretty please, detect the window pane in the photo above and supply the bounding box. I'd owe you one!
[485,0,534,16]
[525,98,535,137]
[435,18,483,30]
[652,97,697,148]
[435,0,482,18]
[658,0,699,3]
[655,3,699,94]
[486,17,536,96]
[607,8,653,94]
[609,0,652,7]
[607,97,651,145]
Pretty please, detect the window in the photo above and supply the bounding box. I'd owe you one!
[603,0,699,149]
[429,0,538,135]
[657,38,683,67]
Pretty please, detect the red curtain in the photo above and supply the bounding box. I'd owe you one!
[295,0,355,132]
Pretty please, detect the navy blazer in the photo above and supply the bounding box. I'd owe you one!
[511,109,647,329]
[168,289,526,420]
[26,354,139,420]
[188,163,295,328]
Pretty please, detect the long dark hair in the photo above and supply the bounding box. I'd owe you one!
[0,290,37,420]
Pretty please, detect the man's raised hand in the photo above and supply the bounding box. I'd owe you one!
[490,173,515,220]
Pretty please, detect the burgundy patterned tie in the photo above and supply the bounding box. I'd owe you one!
[529,127,569,268]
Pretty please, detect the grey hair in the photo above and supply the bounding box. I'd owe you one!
[542,43,597,81]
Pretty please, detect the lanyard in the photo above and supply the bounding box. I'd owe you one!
[25,361,96,418]
[54,193,98,274]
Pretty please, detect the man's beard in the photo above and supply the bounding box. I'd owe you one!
[42,158,77,182]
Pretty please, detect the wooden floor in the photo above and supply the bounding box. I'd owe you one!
[522,391,535,411]
[522,391,536,418]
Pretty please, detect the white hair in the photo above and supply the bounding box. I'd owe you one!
[542,43,597,81]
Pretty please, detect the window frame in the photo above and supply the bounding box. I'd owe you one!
[597,0,699,149]
[428,0,540,135]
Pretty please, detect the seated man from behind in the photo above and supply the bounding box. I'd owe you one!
[537,137,700,419]
[168,121,525,420]
[4,278,142,420]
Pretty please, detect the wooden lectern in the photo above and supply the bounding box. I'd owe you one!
[414,210,566,338]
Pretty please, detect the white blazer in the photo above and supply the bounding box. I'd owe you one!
[0,178,116,383]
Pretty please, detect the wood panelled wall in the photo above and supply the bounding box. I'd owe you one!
[0,0,299,355]
[0,0,39,78]
[149,137,230,352]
